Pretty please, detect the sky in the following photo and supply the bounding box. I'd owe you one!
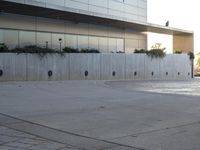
[147,0,200,53]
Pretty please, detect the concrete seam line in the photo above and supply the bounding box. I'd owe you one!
[0,113,146,150]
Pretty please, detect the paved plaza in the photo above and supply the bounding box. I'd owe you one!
[1,80,200,150]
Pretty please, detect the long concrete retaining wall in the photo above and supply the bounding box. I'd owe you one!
[0,53,192,81]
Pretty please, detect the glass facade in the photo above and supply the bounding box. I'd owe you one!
[0,29,124,53]
[0,29,3,43]
[65,34,78,49]
[52,33,65,51]
[36,32,51,48]
[19,31,36,48]
[3,30,18,49]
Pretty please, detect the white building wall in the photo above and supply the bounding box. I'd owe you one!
[4,0,147,23]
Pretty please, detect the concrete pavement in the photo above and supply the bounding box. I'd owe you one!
[1,80,200,150]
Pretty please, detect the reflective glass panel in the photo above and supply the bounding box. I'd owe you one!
[4,30,19,49]
[0,29,3,43]
[108,38,117,53]
[65,34,78,49]
[19,31,36,48]
[89,36,99,50]
[99,37,108,53]
[52,33,65,51]
[36,32,51,49]
[78,35,89,49]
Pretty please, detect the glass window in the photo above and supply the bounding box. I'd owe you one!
[52,33,65,51]
[78,35,89,50]
[89,36,99,50]
[99,37,108,53]
[19,31,36,48]
[108,38,117,53]
[36,32,51,49]
[117,39,124,52]
[125,39,139,53]
[4,30,19,49]
[0,29,3,43]
[65,34,78,49]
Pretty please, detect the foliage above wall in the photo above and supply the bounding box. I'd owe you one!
[174,50,182,54]
[63,47,79,53]
[146,49,166,59]
[12,45,57,53]
[80,49,100,53]
[0,44,100,54]
[63,47,100,53]
[134,49,147,53]
[134,48,166,59]
[0,43,9,52]
[188,51,195,60]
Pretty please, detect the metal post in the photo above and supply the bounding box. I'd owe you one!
[59,38,62,51]
[45,41,48,50]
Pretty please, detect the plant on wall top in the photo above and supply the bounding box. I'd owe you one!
[174,50,182,54]
[146,48,166,59]
[146,43,166,59]
[134,49,147,53]
[80,48,100,53]
[62,47,79,53]
[188,51,195,60]
[11,45,64,57]
[0,43,9,53]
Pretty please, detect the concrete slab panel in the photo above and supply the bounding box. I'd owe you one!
[144,56,161,80]
[173,54,191,80]
[27,54,54,81]
[160,54,175,80]
[134,54,145,80]
[111,54,126,80]
[70,54,90,80]
[101,54,112,80]
[0,53,26,81]
[87,54,101,80]
[125,54,135,80]
[51,54,69,81]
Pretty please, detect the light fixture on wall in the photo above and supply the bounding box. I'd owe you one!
[58,38,62,51]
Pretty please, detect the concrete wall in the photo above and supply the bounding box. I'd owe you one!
[0,54,192,81]
[4,0,147,23]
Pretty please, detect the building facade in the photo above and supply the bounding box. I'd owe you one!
[0,0,193,53]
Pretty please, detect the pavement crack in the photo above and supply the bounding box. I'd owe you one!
[109,121,200,140]
[0,113,146,150]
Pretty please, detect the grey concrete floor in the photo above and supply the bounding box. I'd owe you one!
[1,80,200,150]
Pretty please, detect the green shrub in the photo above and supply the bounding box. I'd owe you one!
[11,45,64,57]
[0,43,9,52]
[147,49,166,59]
[116,51,125,53]
[62,47,79,53]
[188,51,195,60]
[174,50,182,54]
[80,48,100,53]
[134,49,147,53]
[11,45,56,53]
